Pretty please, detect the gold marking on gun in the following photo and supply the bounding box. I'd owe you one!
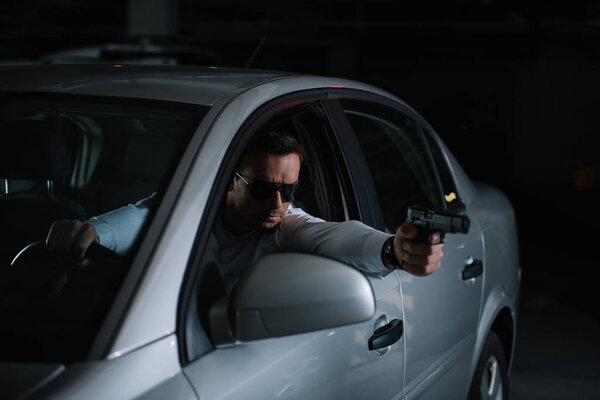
[445,192,457,202]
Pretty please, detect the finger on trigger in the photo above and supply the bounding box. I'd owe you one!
[399,223,418,239]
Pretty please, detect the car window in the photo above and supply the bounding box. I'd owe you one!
[182,99,351,362]
[339,99,443,233]
[0,94,207,363]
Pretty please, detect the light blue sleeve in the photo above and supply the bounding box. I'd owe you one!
[276,207,393,278]
[87,193,156,255]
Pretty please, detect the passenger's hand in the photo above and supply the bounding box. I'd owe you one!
[394,223,444,276]
[46,220,99,265]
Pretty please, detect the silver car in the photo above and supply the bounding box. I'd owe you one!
[0,65,520,400]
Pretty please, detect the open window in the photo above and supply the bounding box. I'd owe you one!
[180,96,355,363]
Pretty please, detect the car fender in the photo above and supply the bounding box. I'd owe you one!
[467,283,518,396]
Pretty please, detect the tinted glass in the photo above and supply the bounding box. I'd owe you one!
[0,94,207,362]
[340,99,443,232]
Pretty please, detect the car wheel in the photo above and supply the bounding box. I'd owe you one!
[468,331,508,400]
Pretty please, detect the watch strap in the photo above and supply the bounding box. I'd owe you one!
[382,236,403,270]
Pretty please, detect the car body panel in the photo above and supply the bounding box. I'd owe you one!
[32,335,195,400]
[398,207,485,400]
[0,65,402,108]
[0,65,289,106]
[323,91,488,399]
[468,182,521,377]
[184,274,405,400]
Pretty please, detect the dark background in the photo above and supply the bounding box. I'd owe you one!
[1,0,598,314]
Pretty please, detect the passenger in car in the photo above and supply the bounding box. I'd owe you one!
[46,128,444,290]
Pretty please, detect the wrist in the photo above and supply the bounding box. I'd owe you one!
[381,236,403,270]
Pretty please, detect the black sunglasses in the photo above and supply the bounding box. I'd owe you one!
[235,172,298,202]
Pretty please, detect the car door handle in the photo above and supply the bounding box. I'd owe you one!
[368,319,403,351]
[462,259,483,280]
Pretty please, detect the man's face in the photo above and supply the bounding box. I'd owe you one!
[226,151,301,233]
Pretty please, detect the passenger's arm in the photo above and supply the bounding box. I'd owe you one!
[277,208,443,277]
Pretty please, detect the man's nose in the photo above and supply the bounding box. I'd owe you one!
[270,189,284,208]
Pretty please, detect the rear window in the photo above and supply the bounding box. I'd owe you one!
[0,93,207,363]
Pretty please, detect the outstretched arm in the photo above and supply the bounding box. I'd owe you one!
[277,207,443,277]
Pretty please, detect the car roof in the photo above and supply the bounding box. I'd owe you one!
[0,64,401,107]
[0,64,301,106]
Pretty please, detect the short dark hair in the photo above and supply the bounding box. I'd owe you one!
[243,125,304,163]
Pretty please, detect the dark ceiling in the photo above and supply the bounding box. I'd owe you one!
[3,0,600,64]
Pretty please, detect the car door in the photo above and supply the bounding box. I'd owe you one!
[329,96,485,400]
[180,95,405,400]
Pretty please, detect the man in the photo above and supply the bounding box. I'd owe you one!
[46,128,444,291]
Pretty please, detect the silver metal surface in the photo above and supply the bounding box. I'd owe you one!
[184,270,405,400]
[232,253,375,340]
[0,65,290,106]
[401,206,485,400]
[31,335,195,400]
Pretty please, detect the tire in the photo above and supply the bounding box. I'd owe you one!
[467,331,509,400]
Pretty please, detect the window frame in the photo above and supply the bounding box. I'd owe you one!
[419,123,464,210]
[177,90,358,365]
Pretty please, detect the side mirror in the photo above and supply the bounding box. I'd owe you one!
[209,253,375,345]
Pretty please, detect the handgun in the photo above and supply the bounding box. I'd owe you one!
[405,205,471,243]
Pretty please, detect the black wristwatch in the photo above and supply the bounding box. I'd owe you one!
[382,236,403,270]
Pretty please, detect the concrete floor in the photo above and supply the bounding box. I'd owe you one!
[509,285,600,399]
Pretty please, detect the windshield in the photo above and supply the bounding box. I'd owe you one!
[0,93,208,363]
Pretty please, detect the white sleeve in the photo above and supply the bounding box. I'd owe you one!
[87,193,155,255]
[277,207,393,278]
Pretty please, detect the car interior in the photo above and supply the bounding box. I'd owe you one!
[0,94,204,362]
[0,116,88,265]
[0,95,202,264]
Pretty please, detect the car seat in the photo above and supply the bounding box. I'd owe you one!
[0,117,88,264]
